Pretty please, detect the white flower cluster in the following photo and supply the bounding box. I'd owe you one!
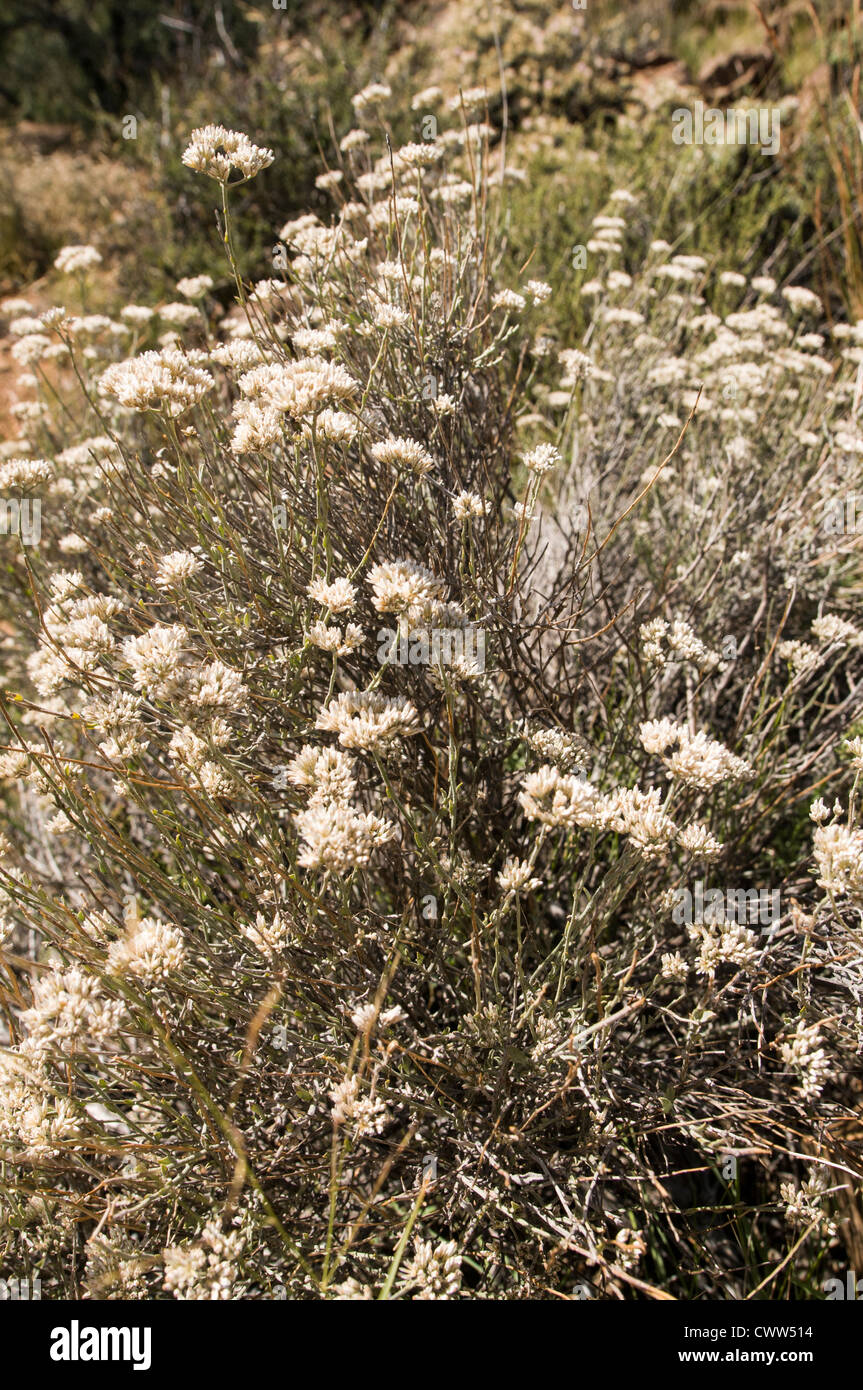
[779,1021,830,1100]
[689,919,760,977]
[811,613,861,646]
[240,912,292,960]
[20,968,124,1056]
[639,617,721,669]
[371,435,434,476]
[287,743,397,872]
[812,820,863,897]
[181,125,274,182]
[521,723,586,772]
[122,623,188,697]
[329,1074,388,1138]
[163,1219,245,1300]
[367,558,446,623]
[399,1237,462,1299]
[54,244,102,274]
[155,550,203,587]
[497,857,542,894]
[639,720,753,790]
[0,1049,81,1155]
[99,348,214,416]
[518,765,679,858]
[107,916,185,984]
[776,639,822,676]
[780,1171,836,1233]
[315,691,421,753]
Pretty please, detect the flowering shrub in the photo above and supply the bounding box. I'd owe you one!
[1,93,863,1300]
